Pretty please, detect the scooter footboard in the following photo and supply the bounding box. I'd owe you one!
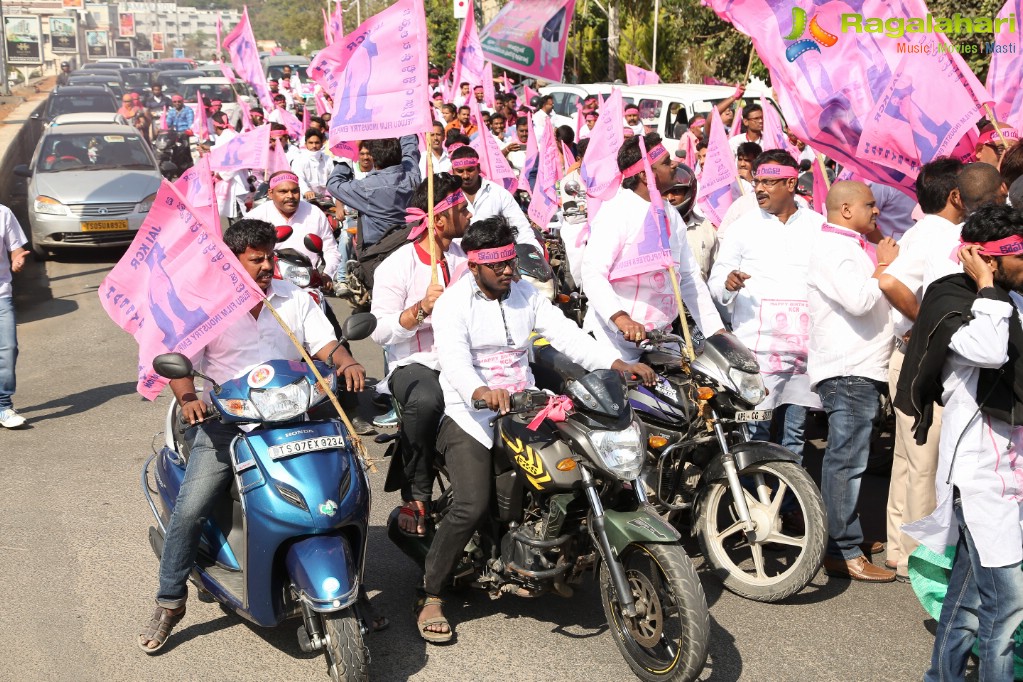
[285,534,359,612]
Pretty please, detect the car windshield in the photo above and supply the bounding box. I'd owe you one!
[38,132,154,173]
[48,94,117,117]
[122,71,155,88]
[267,65,307,83]
[156,73,195,93]
[179,83,236,103]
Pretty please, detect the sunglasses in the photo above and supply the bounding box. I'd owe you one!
[478,257,518,273]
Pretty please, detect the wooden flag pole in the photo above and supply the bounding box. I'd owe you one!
[984,104,1010,149]
[426,142,438,284]
[667,264,696,363]
[816,151,831,191]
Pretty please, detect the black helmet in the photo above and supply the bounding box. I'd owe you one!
[529,95,541,109]
[667,163,698,221]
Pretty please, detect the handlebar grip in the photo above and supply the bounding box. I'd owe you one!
[179,403,221,426]
[472,399,489,410]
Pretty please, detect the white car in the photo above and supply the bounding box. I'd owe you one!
[49,112,128,127]
[179,76,249,125]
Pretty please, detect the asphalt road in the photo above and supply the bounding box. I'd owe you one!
[0,249,940,682]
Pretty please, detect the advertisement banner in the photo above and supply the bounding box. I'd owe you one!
[119,12,136,38]
[86,29,109,57]
[5,16,42,65]
[62,0,84,9]
[152,32,164,52]
[480,0,575,83]
[115,39,133,57]
[137,50,153,61]
[49,16,78,54]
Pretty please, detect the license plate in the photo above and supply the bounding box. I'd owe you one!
[267,435,345,460]
[734,409,772,423]
[81,220,129,232]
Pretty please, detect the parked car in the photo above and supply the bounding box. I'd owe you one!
[33,86,119,126]
[14,123,162,258]
[67,72,124,97]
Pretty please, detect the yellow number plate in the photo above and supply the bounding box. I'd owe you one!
[81,220,129,232]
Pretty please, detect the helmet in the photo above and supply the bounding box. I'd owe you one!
[529,95,541,109]
[667,163,697,221]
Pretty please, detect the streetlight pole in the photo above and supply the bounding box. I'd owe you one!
[0,0,11,96]
[651,0,659,73]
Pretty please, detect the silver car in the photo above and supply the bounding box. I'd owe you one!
[15,123,162,258]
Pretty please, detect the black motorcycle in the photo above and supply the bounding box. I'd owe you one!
[152,129,194,180]
[389,365,710,682]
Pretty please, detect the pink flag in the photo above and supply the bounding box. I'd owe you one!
[236,97,254,132]
[503,74,513,97]
[223,7,273,111]
[521,111,539,193]
[483,62,496,108]
[159,105,168,130]
[193,93,210,141]
[326,0,432,151]
[580,87,625,215]
[173,154,220,234]
[269,138,291,174]
[469,97,517,191]
[625,63,660,86]
[98,180,264,399]
[329,1,344,43]
[729,105,743,137]
[302,105,311,131]
[215,17,223,59]
[322,8,332,45]
[314,91,329,116]
[272,106,304,139]
[480,0,576,83]
[987,0,1023,123]
[682,131,697,172]
[527,118,560,227]
[696,108,740,227]
[523,84,539,109]
[452,0,486,91]
[811,155,828,216]
[609,135,673,280]
[217,62,236,83]
[759,95,798,156]
[208,124,270,173]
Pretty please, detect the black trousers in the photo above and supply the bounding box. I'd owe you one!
[423,417,492,596]
[387,363,444,502]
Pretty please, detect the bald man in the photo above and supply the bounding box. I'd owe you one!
[808,181,902,582]
[958,161,1008,217]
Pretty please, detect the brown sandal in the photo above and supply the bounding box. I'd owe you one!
[414,594,453,644]
[137,605,186,654]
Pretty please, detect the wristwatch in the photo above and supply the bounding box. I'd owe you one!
[415,301,427,325]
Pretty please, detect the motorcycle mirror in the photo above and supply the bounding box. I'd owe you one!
[563,180,581,197]
[275,225,293,243]
[303,233,324,255]
[342,312,377,342]
[153,352,194,380]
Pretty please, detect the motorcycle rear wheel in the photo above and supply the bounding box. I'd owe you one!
[600,542,709,682]
[321,609,369,682]
[696,460,826,603]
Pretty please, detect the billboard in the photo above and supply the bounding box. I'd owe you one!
[50,16,78,54]
[152,32,164,52]
[86,29,109,58]
[119,12,136,38]
[115,39,133,57]
[5,16,42,65]
[480,0,575,83]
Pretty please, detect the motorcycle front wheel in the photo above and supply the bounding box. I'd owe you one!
[600,542,709,682]
[696,460,826,603]
[321,608,369,682]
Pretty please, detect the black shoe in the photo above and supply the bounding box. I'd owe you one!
[349,415,375,436]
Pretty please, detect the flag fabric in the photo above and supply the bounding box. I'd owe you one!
[453,0,486,90]
[987,0,1023,123]
[302,105,311,132]
[173,154,219,234]
[98,180,264,400]
[521,111,540,192]
[760,95,798,156]
[469,97,517,191]
[329,1,344,42]
[217,62,236,83]
[215,17,223,58]
[208,124,270,173]
[193,93,210,142]
[609,135,673,280]
[696,108,741,226]
[269,138,291,174]
[811,154,828,215]
[483,61,496,108]
[729,105,743,137]
[326,0,432,153]
[159,105,167,130]
[223,7,273,111]
[503,74,513,97]
[236,97,254,132]
[580,87,626,215]
[524,84,540,108]
[527,118,560,227]
[625,63,660,86]
[273,106,305,140]
[322,8,332,45]
[480,0,575,83]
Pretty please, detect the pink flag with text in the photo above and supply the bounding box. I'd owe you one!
[469,98,517,191]
[483,62,496,108]
[329,1,344,43]
[173,154,219,233]
[625,64,660,86]
[987,0,1023,123]
[696,108,740,227]
[98,181,264,399]
[609,136,673,280]
[223,7,273,111]
[480,0,575,83]
[208,124,270,173]
[580,87,625,215]
[326,0,432,152]
[453,0,486,90]
[527,118,560,227]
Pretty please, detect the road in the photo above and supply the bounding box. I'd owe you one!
[0,250,940,682]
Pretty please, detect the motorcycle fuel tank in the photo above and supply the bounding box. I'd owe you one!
[497,416,582,492]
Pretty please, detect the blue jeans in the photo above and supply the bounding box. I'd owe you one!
[156,420,239,608]
[816,376,882,560]
[747,403,808,463]
[926,495,1023,682]
[334,230,351,284]
[0,296,17,410]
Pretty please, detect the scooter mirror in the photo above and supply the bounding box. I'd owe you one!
[275,225,294,243]
[303,233,324,255]
[341,312,377,342]
[563,180,581,197]
[153,352,194,380]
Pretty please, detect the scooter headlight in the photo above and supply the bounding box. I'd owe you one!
[250,380,312,422]
[727,367,767,406]
[279,262,312,288]
[586,421,644,480]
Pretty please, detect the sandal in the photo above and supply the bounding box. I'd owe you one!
[397,501,427,537]
[137,605,186,654]
[414,594,453,644]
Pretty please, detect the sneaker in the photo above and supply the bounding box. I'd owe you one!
[349,414,375,436]
[373,408,399,429]
[0,408,26,429]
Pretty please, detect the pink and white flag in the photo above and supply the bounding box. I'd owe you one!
[173,154,219,233]
[580,87,625,217]
[811,155,828,215]
[453,0,487,90]
[987,0,1023,123]
[322,8,332,45]
[326,0,432,152]
[521,111,539,193]
[208,124,270,173]
[696,108,740,227]
[236,97,254,132]
[527,118,560,227]
[609,135,673,280]
[269,138,292,174]
[760,95,798,156]
[625,64,660,86]
[729,105,743,137]
[98,181,263,399]
[469,97,517,191]
[483,61,496,108]
[272,105,304,140]
[223,7,273,111]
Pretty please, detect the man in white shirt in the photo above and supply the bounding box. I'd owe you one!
[420,216,655,642]
[292,128,335,200]
[709,150,825,460]
[138,219,364,653]
[505,116,530,172]
[453,82,471,108]
[582,134,724,362]
[728,103,764,156]
[897,204,1023,680]
[244,171,343,280]
[488,113,520,160]
[418,121,451,177]
[371,174,470,535]
[448,146,542,252]
[532,95,554,138]
[808,181,900,582]
[0,204,27,428]
[624,104,645,137]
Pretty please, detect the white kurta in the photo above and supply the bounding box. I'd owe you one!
[244,200,342,278]
[708,206,825,410]
[904,295,1023,568]
[465,179,542,253]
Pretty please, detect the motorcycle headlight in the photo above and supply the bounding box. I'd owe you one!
[250,380,312,422]
[280,262,311,288]
[586,421,644,480]
[34,195,68,216]
[728,367,767,406]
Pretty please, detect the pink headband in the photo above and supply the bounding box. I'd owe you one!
[624,105,640,114]
[404,189,467,240]
[451,156,479,169]
[690,117,706,128]
[269,172,299,189]
[447,142,466,153]
[270,130,288,138]
[755,164,799,179]
[963,235,1023,256]
[467,243,517,264]
[977,128,1020,146]
[622,143,668,178]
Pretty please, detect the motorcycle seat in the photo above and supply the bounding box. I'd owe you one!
[643,349,686,374]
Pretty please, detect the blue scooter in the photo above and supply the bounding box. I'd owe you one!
[142,313,376,682]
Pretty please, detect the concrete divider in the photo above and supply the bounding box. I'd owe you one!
[0,97,46,208]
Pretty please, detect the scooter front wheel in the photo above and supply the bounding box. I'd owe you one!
[321,608,368,682]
